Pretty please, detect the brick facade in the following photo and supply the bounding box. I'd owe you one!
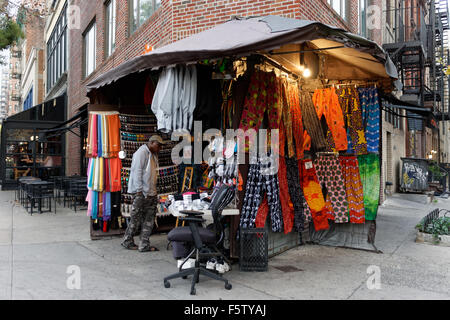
[67,0,360,175]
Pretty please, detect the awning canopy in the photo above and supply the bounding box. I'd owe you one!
[86,15,398,92]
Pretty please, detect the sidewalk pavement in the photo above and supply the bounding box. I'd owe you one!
[0,190,449,300]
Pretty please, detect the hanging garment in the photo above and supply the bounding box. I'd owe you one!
[151,66,177,133]
[97,114,103,158]
[104,158,110,192]
[194,64,223,132]
[358,153,380,220]
[91,113,98,157]
[300,160,329,231]
[278,79,295,158]
[183,65,198,131]
[239,69,279,152]
[335,87,368,155]
[339,155,365,224]
[358,87,380,153]
[313,154,349,223]
[103,192,111,221]
[297,159,313,224]
[312,87,348,152]
[240,154,283,232]
[299,91,327,151]
[87,113,93,157]
[287,82,304,160]
[255,194,269,229]
[109,157,123,192]
[92,191,98,220]
[285,157,305,232]
[278,156,294,234]
[107,114,121,158]
[86,190,93,217]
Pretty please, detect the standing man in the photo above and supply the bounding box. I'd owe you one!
[121,135,164,252]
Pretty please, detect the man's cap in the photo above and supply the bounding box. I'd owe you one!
[149,135,165,145]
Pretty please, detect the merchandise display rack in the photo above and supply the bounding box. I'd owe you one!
[119,113,179,221]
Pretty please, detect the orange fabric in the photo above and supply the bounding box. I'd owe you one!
[288,82,304,159]
[107,114,121,158]
[109,157,122,192]
[278,156,294,234]
[339,155,366,224]
[303,130,311,151]
[300,160,329,231]
[312,87,348,151]
[255,195,269,228]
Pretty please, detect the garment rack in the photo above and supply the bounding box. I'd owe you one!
[253,54,299,80]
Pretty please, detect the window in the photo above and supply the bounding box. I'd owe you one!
[327,0,347,21]
[24,87,33,111]
[106,0,116,57]
[84,21,97,78]
[359,0,367,37]
[130,0,161,34]
[46,3,67,93]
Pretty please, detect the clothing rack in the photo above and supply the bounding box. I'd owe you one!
[253,54,299,80]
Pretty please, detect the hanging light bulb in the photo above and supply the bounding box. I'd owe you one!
[303,67,311,78]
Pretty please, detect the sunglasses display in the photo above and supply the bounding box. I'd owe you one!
[119,113,180,210]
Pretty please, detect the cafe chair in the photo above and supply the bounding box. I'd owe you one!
[163,184,235,295]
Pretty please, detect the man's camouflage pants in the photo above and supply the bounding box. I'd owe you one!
[122,194,158,251]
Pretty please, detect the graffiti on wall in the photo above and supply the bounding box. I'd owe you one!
[401,160,429,191]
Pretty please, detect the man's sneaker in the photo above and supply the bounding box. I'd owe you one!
[121,242,138,250]
[206,258,217,270]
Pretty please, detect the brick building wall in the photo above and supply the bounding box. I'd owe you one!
[67,0,360,175]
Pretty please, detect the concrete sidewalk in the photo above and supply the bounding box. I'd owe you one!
[0,190,449,300]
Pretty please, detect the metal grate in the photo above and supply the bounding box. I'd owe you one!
[239,228,268,272]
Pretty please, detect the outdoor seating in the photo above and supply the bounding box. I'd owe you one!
[66,178,88,212]
[24,181,55,215]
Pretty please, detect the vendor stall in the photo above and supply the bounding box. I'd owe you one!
[85,16,399,258]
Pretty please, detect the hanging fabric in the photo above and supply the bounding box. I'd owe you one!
[339,155,365,224]
[358,87,381,153]
[299,91,327,151]
[313,154,349,223]
[285,157,306,232]
[335,87,368,155]
[300,159,329,231]
[239,69,279,152]
[278,155,294,234]
[240,154,283,232]
[278,78,295,158]
[287,82,304,160]
[358,153,380,220]
[312,87,348,152]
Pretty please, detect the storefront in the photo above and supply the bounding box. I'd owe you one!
[0,93,67,190]
[84,16,400,258]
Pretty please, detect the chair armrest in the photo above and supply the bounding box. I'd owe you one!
[179,210,204,217]
[179,216,205,223]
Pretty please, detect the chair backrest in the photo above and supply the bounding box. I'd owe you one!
[209,184,235,245]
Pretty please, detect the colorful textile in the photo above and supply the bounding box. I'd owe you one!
[279,79,295,158]
[339,155,365,224]
[287,82,304,159]
[336,87,368,155]
[88,157,122,192]
[299,91,327,151]
[312,87,348,151]
[300,160,329,231]
[313,155,349,223]
[358,153,380,220]
[358,87,380,153]
[278,156,294,234]
[239,70,279,152]
[87,112,121,159]
[286,157,305,232]
[240,154,283,232]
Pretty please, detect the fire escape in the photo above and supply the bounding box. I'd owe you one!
[382,0,449,159]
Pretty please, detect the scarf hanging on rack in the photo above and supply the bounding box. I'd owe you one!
[287,82,304,160]
[313,154,349,223]
[358,153,380,220]
[339,155,365,224]
[299,91,327,151]
[358,87,380,153]
[335,87,368,155]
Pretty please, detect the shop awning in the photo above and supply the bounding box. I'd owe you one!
[86,15,398,92]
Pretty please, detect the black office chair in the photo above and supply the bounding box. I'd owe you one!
[163,184,235,295]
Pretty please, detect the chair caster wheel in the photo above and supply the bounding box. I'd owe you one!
[190,288,196,295]
[225,283,232,290]
[164,281,170,288]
